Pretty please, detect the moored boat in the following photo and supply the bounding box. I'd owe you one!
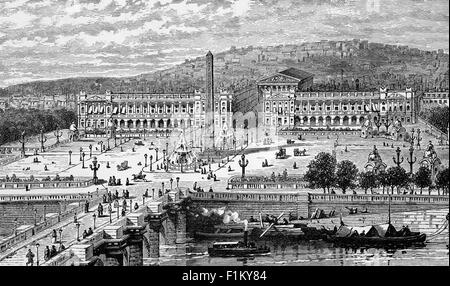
[326,223,427,247]
[326,195,427,247]
[208,241,270,257]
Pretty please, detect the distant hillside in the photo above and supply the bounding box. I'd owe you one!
[1,40,449,98]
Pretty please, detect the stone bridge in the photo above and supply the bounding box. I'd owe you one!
[41,189,190,266]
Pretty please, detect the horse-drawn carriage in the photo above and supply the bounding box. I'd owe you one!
[132,171,147,181]
[275,148,287,159]
[135,140,144,146]
[117,161,130,171]
[293,148,307,156]
[286,139,295,144]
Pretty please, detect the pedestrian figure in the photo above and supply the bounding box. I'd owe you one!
[126,178,130,186]
[73,214,78,223]
[115,190,119,199]
[144,189,148,197]
[126,190,130,199]
[209,187,213,192]
[134,203,139,211]
[82,230,88,239]
[52,229,57,244]
[50,245,57,257]
[87,227,93,236]
[26,249,35,266]
[121,209,126,217]
[122,199,127,210]
[98,203,103,216]
[85,201,90,213]
[44,246,50,261]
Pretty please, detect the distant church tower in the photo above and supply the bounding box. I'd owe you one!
[205,51,215,149]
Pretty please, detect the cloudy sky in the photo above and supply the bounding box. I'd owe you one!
[0,0,448,87]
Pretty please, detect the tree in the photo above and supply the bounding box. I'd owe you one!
[420,106,449,133]
[377,170,390,194]
[414,166,432,195]
[335,160,359,194]
[359,171,378,194]
[386,166,410,194]
[436,167,449,195]
[304,152,336,193]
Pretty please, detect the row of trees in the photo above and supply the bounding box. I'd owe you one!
[0,108,76,145]
[419,106,449,134]
[304,152,449,195]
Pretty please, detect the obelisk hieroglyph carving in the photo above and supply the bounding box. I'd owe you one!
[205,51,215,150]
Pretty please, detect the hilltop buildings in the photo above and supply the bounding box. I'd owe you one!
[420,91,449,108]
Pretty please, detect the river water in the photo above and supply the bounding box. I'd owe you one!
[155,208,449,266]
[156,236,448,266]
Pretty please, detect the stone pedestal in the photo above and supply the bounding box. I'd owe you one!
[104,254,123,266]
[128,240,143,266]
[163,215,177,245]
[145,221,161,259]
[175,211,186,244]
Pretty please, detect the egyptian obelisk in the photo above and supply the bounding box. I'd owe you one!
[205,51,215,149]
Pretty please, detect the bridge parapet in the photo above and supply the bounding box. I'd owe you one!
[309,193,449,205]
[227,175,307,190]
[190,191,307,202]
[0,177,93,190]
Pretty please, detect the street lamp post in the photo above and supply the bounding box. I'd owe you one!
[54,128,63,145]
[144,154,148,167]
[98,141,104,153]
[75,222,80,241]
[89,144,93,158]
[115,199,119,219]
[81,152,86,168]
[68,150,72,165]
[93,213,97,229]
[34,209,37,226]
[239,154,249,178]
[407,143,417,175]
[392,147,404,167]
[170,178,173,190]
[58,228,63,248]
[35,243,40,266]
[176,177,180,188]
[149,155,153,171]
[109,202,112,223]
[90,156,100,184]
[79,147,83,161]
[155,148,159,161]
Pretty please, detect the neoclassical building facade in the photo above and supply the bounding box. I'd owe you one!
[77,90,233,136]
[259,69,417,130]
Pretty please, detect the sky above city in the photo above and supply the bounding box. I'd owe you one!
[0,0,448,87]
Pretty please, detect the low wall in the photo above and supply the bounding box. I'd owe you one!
[189,192,449,222]
[189,192,309,220]
[227,175,307,189]
[0,178,93,189]
[309,193,449,217]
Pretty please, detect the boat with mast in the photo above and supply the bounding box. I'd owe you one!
[326,195,427,247]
